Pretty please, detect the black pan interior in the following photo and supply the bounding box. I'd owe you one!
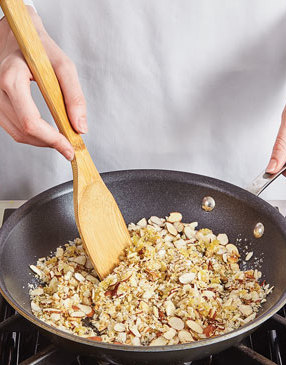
[0,169,286,355]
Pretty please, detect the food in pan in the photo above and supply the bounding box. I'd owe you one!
[29,212,273,346]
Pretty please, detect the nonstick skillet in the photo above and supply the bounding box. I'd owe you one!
[0,169,286,365]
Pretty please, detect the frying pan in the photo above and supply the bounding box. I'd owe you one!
[0,168,286,365]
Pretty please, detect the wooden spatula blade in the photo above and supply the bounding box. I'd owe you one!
[76,182,131,279]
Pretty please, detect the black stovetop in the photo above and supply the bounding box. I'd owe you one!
[0,209,285,365]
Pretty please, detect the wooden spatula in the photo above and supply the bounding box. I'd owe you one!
[0,0,131,279]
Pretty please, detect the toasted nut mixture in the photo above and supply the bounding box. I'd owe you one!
[29,214,273,346]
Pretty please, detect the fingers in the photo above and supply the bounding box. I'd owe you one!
[0,108,47,147]
[0,58,75,160]
[8,83,74,160]
[54,59,87,134]
[45,39,87,134]
[266,111,286,173]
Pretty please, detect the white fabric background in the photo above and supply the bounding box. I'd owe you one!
[1,0,286,199]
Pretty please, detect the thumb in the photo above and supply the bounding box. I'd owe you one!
[266,120,286,174]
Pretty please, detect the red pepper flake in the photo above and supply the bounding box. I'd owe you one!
[72,305,79,311]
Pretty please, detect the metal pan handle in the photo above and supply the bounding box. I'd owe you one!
[247,165,286,196]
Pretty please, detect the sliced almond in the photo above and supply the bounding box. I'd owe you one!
[153,306,159,318]
[239,304,253,316]
[55,247,64,257]
[30,287,44,296]
[174,239,186,250]
[129,325,141,338]
[149,336,168,346]
[131,336,141,346]
[117,332,127,343]
[202,290,215,299]
[85,258,93,269]
[184,226,195,239]
[139,301,149,313]
[77,304,93,315]
[173,222,184,232]
[157,249,166,258]
[74,273,85,282]
[168,317,184,330]
[167,212,182,223]
[244,313,256,323]
[137,218,147,227]
[107,275,118,286]
[217,233,229,245]
[114,323,125,332]
[179,272,196,284]
[86,274,99,284]
[71,256,86,265]
[31,301,41,312]
[190,222,198,229]
[178,330,194,343]
[186,320,203,334]
[64,271,73,281]
[150,216,164,226]
[226,244,239,255]
[245,252,253,261]
[121,271,133,282]
[30,265,43,278]
[163,327,177,340]
[166,222,178,236]
[70,311,85,318]
[165,300,176,316]
[142,288,154,300]
[43,308,62,313]
[50,313,61,322]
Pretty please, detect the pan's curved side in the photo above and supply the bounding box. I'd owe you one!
[40,324,257,364]
[0,169,285,365]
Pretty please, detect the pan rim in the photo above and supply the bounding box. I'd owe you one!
[0,168,286,353]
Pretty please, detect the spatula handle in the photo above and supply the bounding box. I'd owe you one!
[0,0,85,153]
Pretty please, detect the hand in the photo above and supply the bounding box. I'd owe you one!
[266,108,286,174]
[0,7,87,161]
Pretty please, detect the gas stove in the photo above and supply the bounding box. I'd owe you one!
[0,200,286,365]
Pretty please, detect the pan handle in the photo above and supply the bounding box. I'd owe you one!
[247,165,286,196]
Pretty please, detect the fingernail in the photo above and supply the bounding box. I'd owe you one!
[266,159,277,173]
[66,150,74,161]
[78,116,88,134]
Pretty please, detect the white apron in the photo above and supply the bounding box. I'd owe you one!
[1,0,286,200]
